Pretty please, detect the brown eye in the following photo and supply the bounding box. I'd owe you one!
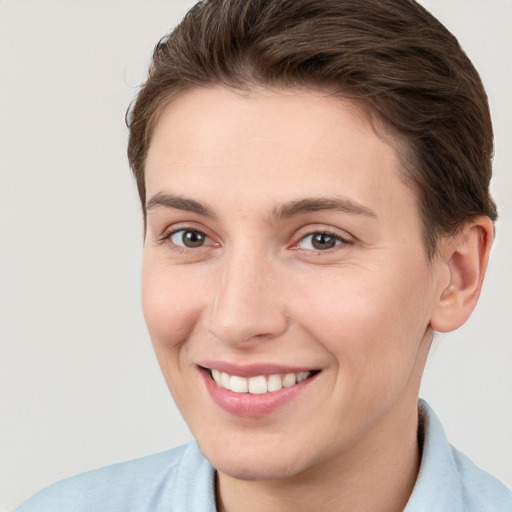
[170,229,207,248]
[311,233,337,250]
[298,232,343,251]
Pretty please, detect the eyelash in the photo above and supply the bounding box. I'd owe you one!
[158,227,352,254]
[293,230,352,253]
[158,227,212,251]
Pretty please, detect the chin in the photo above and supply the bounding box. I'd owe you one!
[197,438,315,482]
[216,457,303,482]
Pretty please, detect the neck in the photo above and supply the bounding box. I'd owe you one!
[216,399,421,512]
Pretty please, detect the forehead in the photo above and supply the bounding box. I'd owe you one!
[144,86,418,225]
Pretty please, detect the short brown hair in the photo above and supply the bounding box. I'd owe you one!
[127,0,497,257]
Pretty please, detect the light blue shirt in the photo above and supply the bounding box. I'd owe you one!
[14,401,512,511]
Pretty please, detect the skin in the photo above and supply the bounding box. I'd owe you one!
[141,86,493,512]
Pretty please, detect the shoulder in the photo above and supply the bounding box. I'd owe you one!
[405,400,512,512]
[13,441,216,512]
[450,446,512,512]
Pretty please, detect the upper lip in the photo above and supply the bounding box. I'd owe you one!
[198,360,319,378]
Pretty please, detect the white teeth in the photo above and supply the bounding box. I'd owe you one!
[209,369,312,394]
[282,373,296,387]
[296,371,309,383]
[248,376,267,394]
[221,372,231,389]
[230,375,248,393]
[211,369,222,385]
[267,374,283,392]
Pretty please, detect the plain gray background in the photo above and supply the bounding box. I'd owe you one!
[1,0,511,509]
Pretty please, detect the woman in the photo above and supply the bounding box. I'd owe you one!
[13,1,512,510]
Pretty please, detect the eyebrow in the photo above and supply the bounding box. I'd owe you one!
[272,197,378,220]
[146,192,377,221]
[146,192,216,218]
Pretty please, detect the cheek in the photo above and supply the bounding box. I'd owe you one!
[290,260,432,376]
[141,261,207,413]
[141,260,203,356]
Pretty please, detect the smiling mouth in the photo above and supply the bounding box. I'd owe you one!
[206,368,320,394]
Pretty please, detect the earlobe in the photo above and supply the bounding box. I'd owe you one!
[429,217,494,333]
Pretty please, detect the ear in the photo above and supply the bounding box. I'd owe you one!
[429,216,494,333]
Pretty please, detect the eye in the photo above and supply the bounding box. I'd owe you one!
[169,229,209,248]
[297,232,346,251]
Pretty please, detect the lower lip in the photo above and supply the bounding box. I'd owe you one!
[200,369,317,418]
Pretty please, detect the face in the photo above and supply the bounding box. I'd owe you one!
[142,86,444,481]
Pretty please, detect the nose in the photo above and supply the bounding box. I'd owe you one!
[206,248,289,347]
